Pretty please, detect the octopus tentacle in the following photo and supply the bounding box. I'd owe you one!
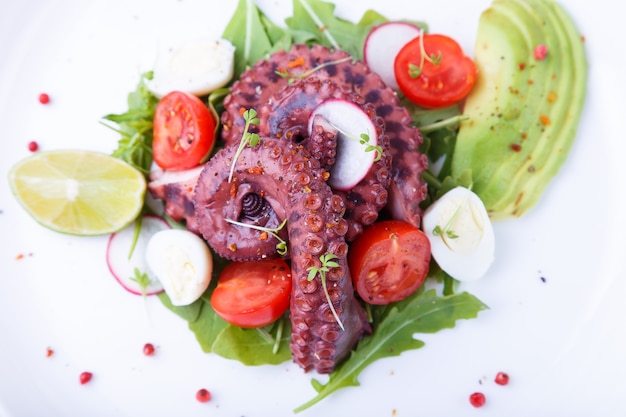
[221,44,428,228]
[193,138,369,373]
[191,149,288,262]
[147,165,204,234]
[258,77,393,241]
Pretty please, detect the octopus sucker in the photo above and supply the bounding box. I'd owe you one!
[194,138,369,373]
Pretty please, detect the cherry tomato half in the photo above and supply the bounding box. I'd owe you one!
[349,220,431,305]
[210,259,292,328]
[152,91,216,170]
[394,34,476,108]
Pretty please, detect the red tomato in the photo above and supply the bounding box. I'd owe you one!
[349,220,430,305]
[210,259,292,328]
[394,34,476,108]
[152,91,216,170]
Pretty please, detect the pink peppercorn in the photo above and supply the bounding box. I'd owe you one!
[469,392,486,407]
[143,343,155,356]
[38,93,50,104]
[27,141,39,152]
[495,371,510,385]
[196,388,211,402]
[79,371,93,385]
[534,44,548,60]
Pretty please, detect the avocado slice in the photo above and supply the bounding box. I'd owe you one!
[450,0,587,220]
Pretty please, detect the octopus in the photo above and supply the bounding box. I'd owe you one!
[221,44,428,228]
[148,44,429,374]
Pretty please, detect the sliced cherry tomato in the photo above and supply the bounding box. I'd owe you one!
[210,259,292,328]
[394,34,476,108]
[152,91,216,170]
[349,220,430,305]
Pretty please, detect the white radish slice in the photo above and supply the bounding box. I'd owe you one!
[422,187,495,282]
[363,21,422,90]
[106,215,171,295]
[148,38,235,98]
[145,229,213,306]
[307,99,378,191]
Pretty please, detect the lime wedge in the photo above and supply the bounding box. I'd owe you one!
[8,150,147,236]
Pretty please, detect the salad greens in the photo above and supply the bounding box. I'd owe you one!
[102,72,158,174]
[104,0,487,411]
[223,0,426,77]
[296,289,486,412]
[286,0,390,59]
[222,0,278,79]
[158,283,293,365]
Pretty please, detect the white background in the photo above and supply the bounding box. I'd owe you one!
[1,0,625,416]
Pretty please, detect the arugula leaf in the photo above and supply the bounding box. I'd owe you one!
[406,102,474,206]
[157,253,292,363]
[129,267,150,298]
[222,0,275,79]
[285,0,426,60]
[286,0,387,60]
[259,12,294,54]
[187,297,230,352]
[294,289,487,413]
[102,71,158,174]
[157,292,204,322]
[161,290,291,365]
[212,318,292,365]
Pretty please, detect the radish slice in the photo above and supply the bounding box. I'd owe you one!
[307,98,379,191]
[364,21,422,90]
[106,215,171,295]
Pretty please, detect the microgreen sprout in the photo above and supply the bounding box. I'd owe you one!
[358,132,383,162]
[225,218,288,255]
[324,120,383,162]
[432,193,474,250]
[129,267,151,298]
[432,225,458,240]
[256,318,286,355]
[307,253,344,330]
[418,114,469,134]
[407,31,443,78]
[276,56,352,84]
[229,108,260,183]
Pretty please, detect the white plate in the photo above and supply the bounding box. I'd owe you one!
[1,0,625,416]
